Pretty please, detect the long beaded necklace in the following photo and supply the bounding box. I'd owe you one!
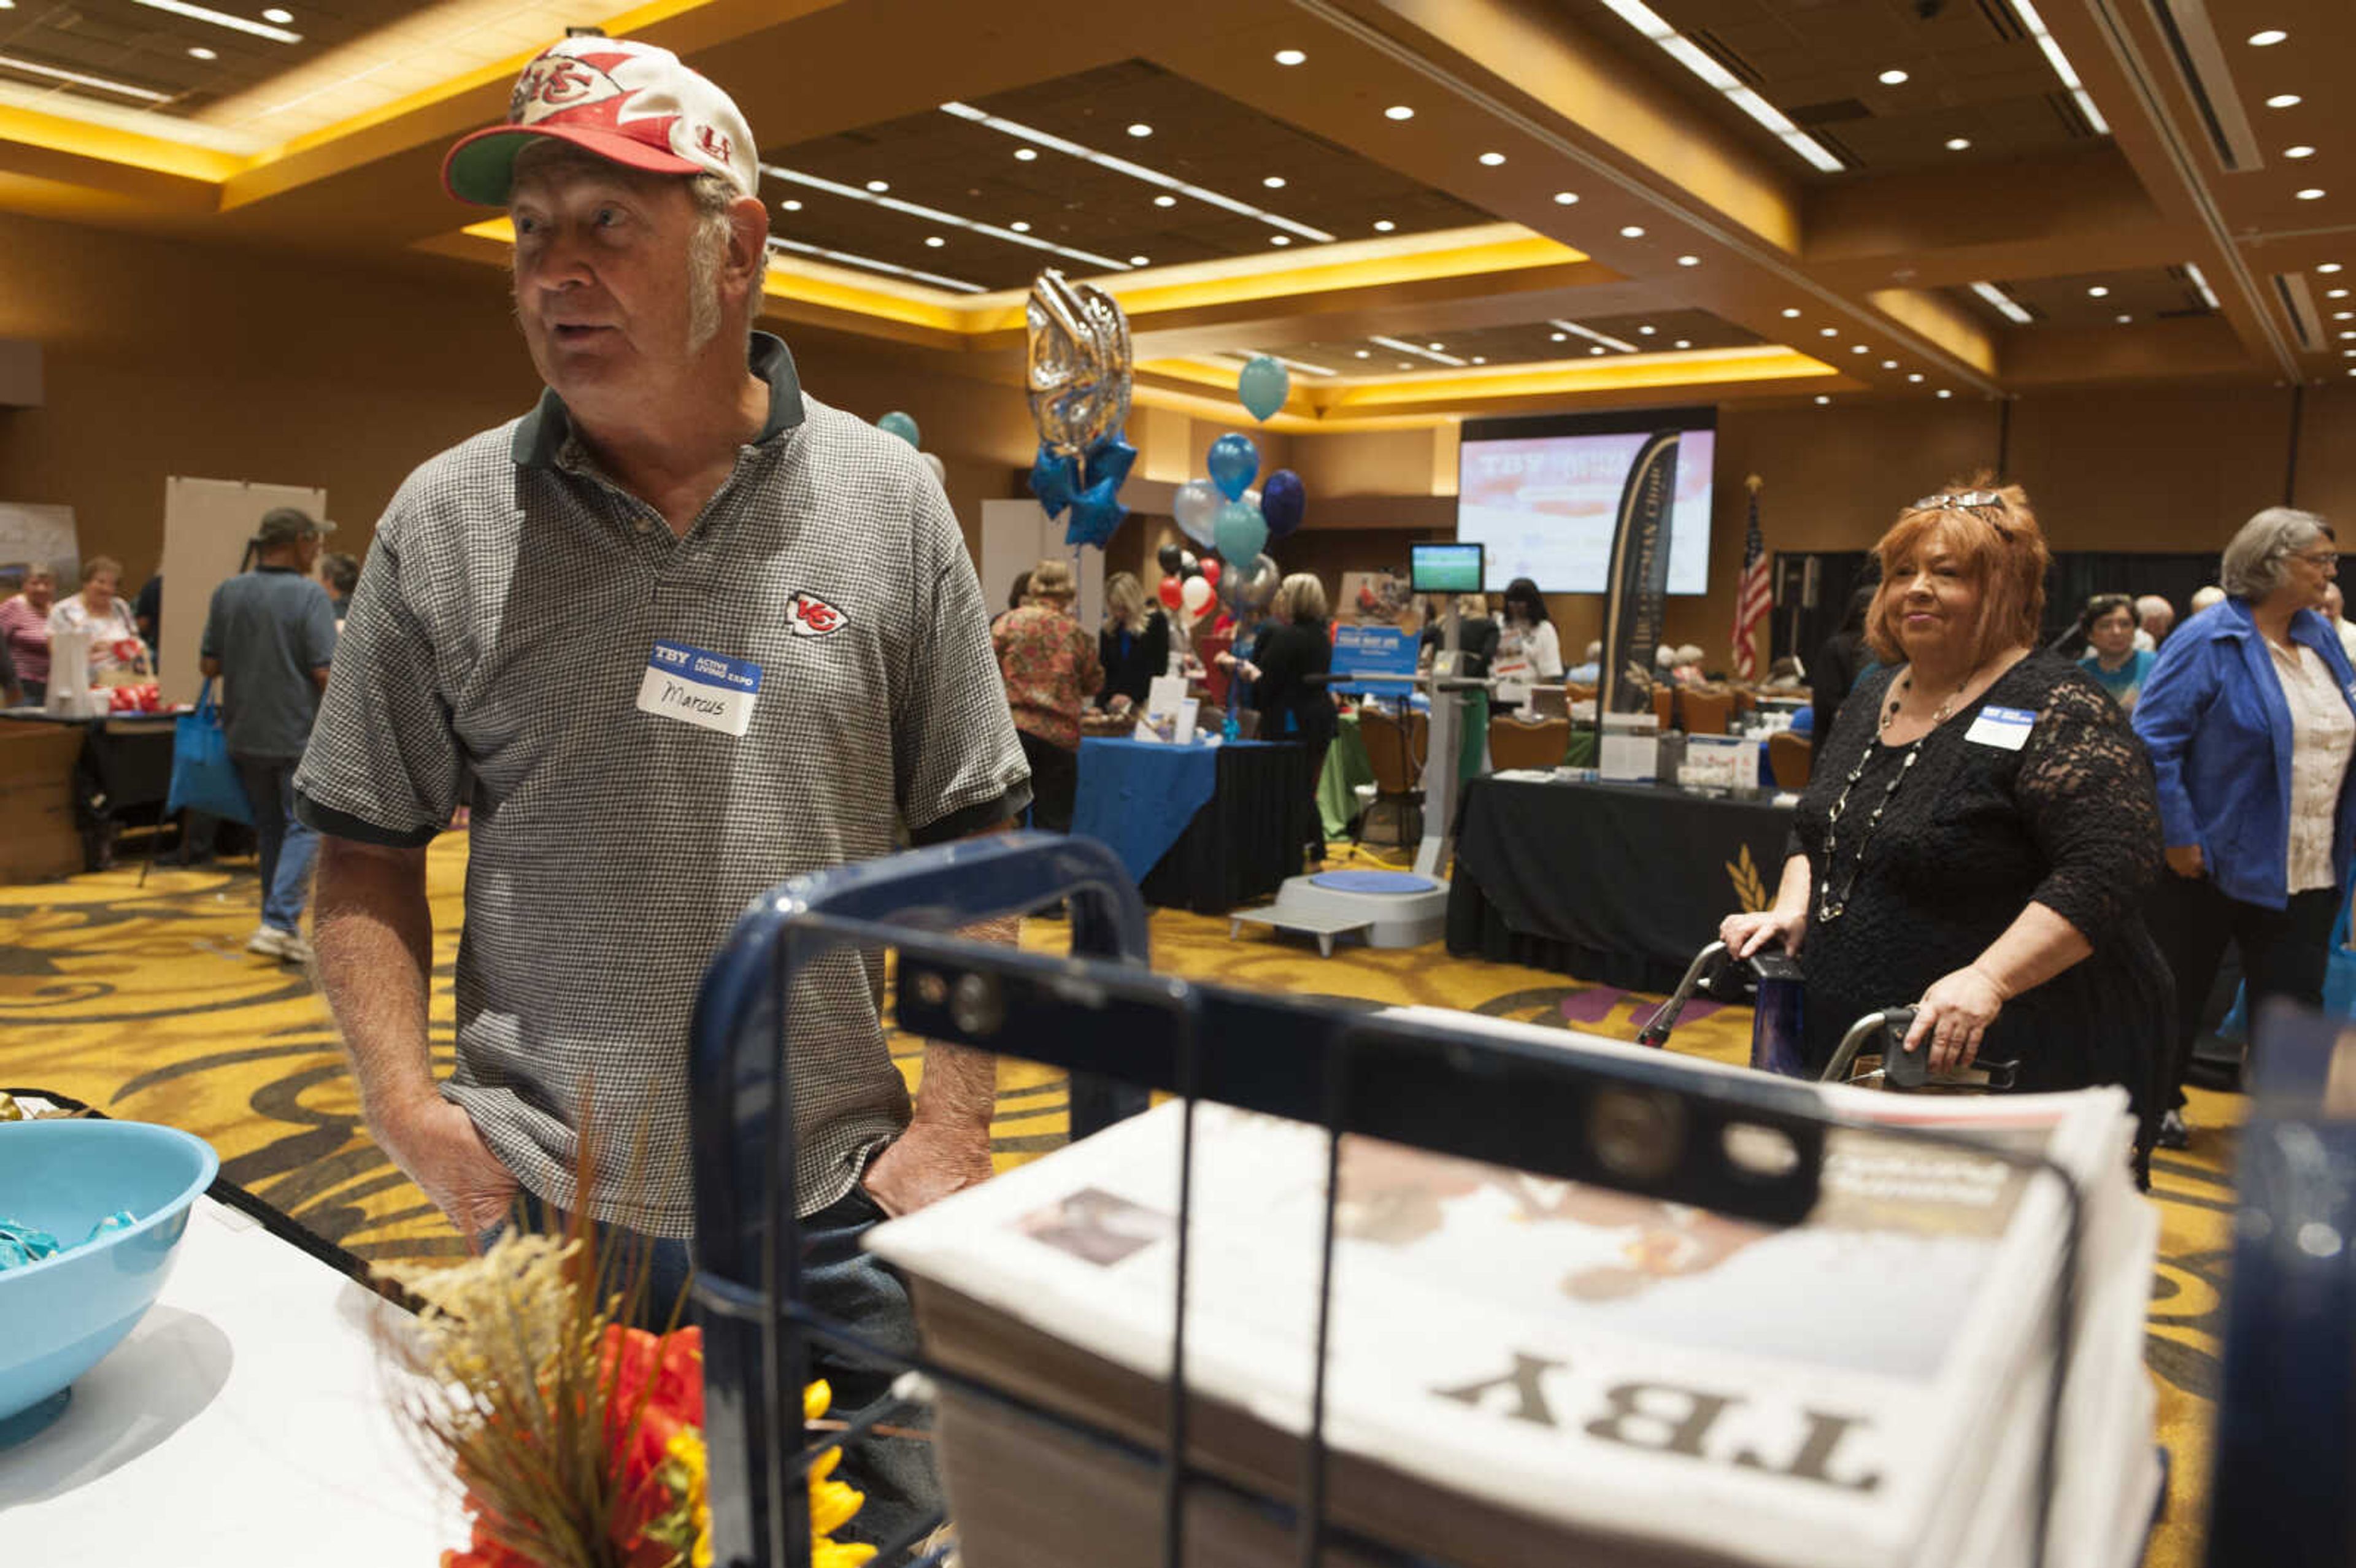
[1814,666,1977,924]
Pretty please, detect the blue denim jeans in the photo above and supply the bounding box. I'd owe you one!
[231,754,318,933]
[480,1183,939,1550]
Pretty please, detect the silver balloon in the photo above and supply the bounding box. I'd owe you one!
[1026,268,1133,457]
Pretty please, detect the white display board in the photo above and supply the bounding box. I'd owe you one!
[979,498,1103,633]
[158,477,327,707]
[0,501,77,587]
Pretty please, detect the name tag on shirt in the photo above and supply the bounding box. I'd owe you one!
[1963,705,2036,751]
[636,639,761,737]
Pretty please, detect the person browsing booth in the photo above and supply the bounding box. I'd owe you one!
[291,35,1030,1544]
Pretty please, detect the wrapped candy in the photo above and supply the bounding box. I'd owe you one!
[0,1209,137,1273]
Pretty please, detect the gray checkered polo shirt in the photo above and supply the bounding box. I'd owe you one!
[294,334,1031,1238]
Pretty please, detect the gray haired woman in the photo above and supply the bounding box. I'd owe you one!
[2134,507,2356,1146]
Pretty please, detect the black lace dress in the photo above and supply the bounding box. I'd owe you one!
[1790,650,2169,1147]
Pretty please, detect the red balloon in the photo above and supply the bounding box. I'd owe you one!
[1158,576,1184,609]
[1201,558,1222,585]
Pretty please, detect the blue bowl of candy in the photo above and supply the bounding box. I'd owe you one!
[0,1118,218,1431]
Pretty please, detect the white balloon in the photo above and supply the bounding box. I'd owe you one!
[922,452,946,484]
[1180,575,1214,614]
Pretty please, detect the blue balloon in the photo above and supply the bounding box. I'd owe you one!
[1084,431,1137,493]
[1207,432,1260,502]
[1029,444,1079,518]
[1238,355,1289,423]
[1261,469,1306,541]
[1213,499,1268,566]
[1065,476,1128,550]
[877,410,921,448]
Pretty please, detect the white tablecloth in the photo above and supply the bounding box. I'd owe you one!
[2,1195,462,1564]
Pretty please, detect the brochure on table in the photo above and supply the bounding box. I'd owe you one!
[1133,674,1199,744]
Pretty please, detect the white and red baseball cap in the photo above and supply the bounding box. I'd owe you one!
[442,36,759,206]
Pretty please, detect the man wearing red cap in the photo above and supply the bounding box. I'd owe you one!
[294,36,1029,1545]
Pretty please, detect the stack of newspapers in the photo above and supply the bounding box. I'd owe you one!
[868,1016,2159,1568]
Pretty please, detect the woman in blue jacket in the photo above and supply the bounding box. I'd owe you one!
[2133,507,2356,1147]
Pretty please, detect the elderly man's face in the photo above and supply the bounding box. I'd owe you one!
[509,158,706,404]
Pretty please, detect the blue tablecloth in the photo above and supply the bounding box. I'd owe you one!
[1073,737,1229,883]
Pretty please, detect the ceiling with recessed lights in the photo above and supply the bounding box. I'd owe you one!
[0,0,2349,418]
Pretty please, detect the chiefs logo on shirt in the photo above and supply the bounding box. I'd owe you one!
[785,592,847,638]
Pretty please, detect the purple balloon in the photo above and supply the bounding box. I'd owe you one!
[1261,469,1306,540]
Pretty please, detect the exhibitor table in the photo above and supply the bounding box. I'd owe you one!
[1446,774,1795,992]
[1071,737,1315,914]
[0,707,180,870]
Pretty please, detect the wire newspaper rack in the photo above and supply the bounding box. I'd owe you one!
[685,831,2096,1568]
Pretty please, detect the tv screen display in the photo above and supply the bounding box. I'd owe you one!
[1456,407,1716,595]
[1410,542,1485,594]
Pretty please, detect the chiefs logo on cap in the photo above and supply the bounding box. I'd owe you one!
[785,592,847,638]
[510,54,626,123]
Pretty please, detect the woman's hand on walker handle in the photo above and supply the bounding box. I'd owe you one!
[1719,907,1806,959]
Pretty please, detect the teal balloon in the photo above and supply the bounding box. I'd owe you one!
[1238,355,1290,422]
[1207,432,1259,501]
[1213,499,1268,566]
[877,411,921,448]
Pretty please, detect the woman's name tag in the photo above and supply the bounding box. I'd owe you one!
[636,639,761,737]
[1963,705,2036,751]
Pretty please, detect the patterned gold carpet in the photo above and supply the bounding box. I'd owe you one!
[0,833,2232,1565]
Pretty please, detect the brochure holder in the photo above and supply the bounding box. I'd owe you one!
[688,832,2100,1568]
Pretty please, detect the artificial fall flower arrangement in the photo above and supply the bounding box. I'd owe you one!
[385,1224,876,1568]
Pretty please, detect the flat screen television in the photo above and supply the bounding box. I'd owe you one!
[1409,542,1485,594]
[1455,406,1716,594]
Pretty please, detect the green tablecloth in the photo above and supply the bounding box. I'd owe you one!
[1317,712,1377,839]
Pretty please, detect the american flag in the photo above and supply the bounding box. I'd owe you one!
[1730,478,1771,681]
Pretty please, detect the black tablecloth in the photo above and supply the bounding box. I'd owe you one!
[1447,776,1795,991]
[1136,740,1315,914]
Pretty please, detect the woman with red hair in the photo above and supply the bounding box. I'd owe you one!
[1718,481,2168,1158]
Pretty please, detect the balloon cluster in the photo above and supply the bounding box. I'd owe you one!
[1155,543,1222,616]
[1024,269,1137,550]
[874,410,949,488]
[1168,428,1303,617]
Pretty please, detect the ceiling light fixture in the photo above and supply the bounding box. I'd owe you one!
[1638,325,1657,335]
[1009,220,1030,232]
[260,6,290,18]
[1819,326,1838,337]
[1153,194,1176,207]
[923,236,944,247]
[1907,372,1925,382]
[1852,344,1869,354]
[2087,285,2109,297]
[1274,49,1306,66]
[0,52,171,99]
[1946,136,1972,150]
[2338,312,2354,320]
[1372,220,1395,232]
[1590,0,1846,171]
[1549,332,1566,343]
[1271,235,1291,245]
[764,164,1128,270]
[188,45,216,58]
[1781,307,1801,318]
[1126,123,1152,138]
[1969,280,2035,324]
[1674,339,1692,348]
[2266,94,2301,108]
[1355,349,1371,358]
[1129,255,1150,266]
[1590,346,1607,356]
[1370,334,1467,367]
[764,236,984,294]
[1552,191,1579,204]
[2115,313,2132,323]
[1879,68,1909,85]
[1471,356,1487,365]
[129,0,299,42]
[1427,342,1445,351]
[864,180,888,192]
[1263,175,1286,188]
[2333,288,2352,299]
[1620,225,1646,238]
[1677,254,1700,266]
[1547,318,1639,353]
[1479,152,1506,166]
[1013,148,1037,161]
[2318,263,2343,273]
[940,102,1336,242]
[1882,359,1900,369]
[2008,0,2109,133]
[2184,262,2222,308]
[1814,395,1831,405]
[2297,188,2327,200]
[2248,28,2287,45]
[2287,146,2317,159]
[1937,389,1954,398]
[1384,105,1414,120]
[779,199,801,212]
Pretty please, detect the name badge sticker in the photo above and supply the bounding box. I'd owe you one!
[1963,704,2036,751]
[636,639,762,737]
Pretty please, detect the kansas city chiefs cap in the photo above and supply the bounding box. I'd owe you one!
[442,36,759,206]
